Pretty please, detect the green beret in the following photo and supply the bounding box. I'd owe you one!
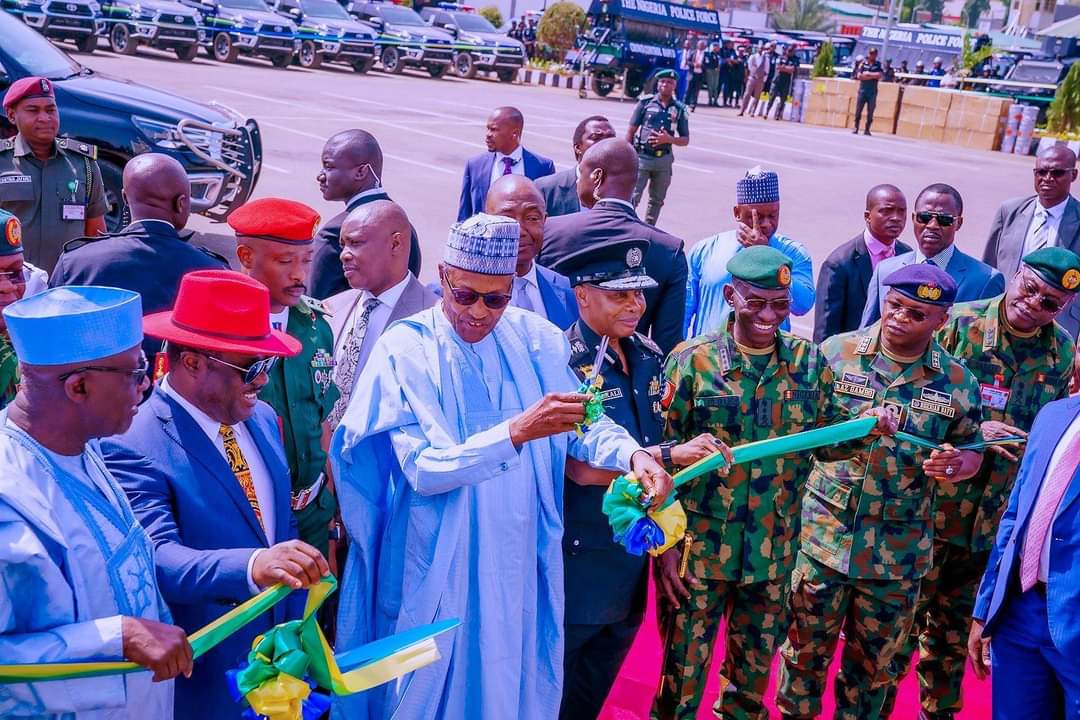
[654,69,677,80]
[1022,246,1080,293]
[0,208,22,257]
[727,245,792,290]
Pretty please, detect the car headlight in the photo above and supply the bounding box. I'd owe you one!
[132,116,183,149]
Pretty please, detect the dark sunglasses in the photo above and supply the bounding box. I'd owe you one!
[0,268,26,285]
[442,269,512,310]
[206,354,278,384]
[885,301,928,323]
[915,211,957,227]
[732,287,791,313]
[1019,271,1067,314]
[58,354,150,385]
[1034,168,1071,179]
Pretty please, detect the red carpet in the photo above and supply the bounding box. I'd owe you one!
[601,580,993,719]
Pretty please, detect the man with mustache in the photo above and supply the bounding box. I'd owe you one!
[862,183,1004,326]
[231,198,339,557]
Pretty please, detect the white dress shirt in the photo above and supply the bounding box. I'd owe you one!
[336,273,411,385]
[512,263,547,319]
[161,377,276,591]
[1023,196,1071,256]
[489,145,525,188]
[594,197,637,213]
[1024,410,1080,583]
[346,186,387,207]
[269,308,289,332]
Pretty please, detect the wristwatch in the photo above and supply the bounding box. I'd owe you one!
[659,441,677,468]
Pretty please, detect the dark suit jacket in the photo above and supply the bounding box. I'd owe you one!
[49,220,228,361]
[983,194,1080,337]
[813,233,911,343]
[309,189,422,300]
[427,264,578,331]
[457,147,556,222]
[539,200,688,356]
[975,397,1080,660]
[102,389,301,720]
[534,167,580,218]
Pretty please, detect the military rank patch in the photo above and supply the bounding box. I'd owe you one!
[570,340,588,355]
[661,380,676,409]
[929,350,942,370]
[599,388,622,401]
[855,336,874,354]
[718,342,732,372]
[842,371,869,386]
[310,348,335,369]
[834,380,876,399]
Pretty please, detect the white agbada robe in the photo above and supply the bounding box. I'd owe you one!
[0,413,173,719]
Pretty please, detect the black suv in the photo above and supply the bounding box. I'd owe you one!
[345,1,454,77]
[420,7,523,82]
[3,0,105,53]
[181,0,298,67]
[0,12,262,230]
[98,0,202,60]
[272,0,377,72]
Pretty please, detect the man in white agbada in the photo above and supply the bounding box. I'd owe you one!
[331,213,674,720]
[0,286,192,718]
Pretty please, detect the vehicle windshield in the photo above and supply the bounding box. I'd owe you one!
[378,5,425,25]
[452,13,495,32]
[0,12,84,80]
[301,0,350,19]
[220,0,272,11]
[1008,62,1062,84]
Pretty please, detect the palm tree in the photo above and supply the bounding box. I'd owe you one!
[771,0,832,32]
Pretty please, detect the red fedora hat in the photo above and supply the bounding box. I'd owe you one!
[143,270,301,357]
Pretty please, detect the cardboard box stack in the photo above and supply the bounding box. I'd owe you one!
[802,78,856,129]
[869,81,901,134]
[943,92,1010,151]
[896,86,954,142]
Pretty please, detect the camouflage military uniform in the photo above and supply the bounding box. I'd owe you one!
[877,296,1074,718]
[652,324,846,720]
[775,323,983,720]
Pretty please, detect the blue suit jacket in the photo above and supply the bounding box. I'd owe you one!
[860,247,1006,327]
[974,397,1080,660]
[102,388,301,720]
[428,264,578,331]
[456,148,556,221]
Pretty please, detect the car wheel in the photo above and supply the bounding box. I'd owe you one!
[497,68,516,83]
[453,52,475,79]
[75,33,98,53]
[269,52,292,68]
[299,40,321,69]
[381,46,403,74]
[624,68,644,99]
[591,72,616,97]
[352,57,375,73]
[426,63,447,79]
[213,32,239,62]
[109,23,139,55]
[175,42,199,61]
[98,159,126,233]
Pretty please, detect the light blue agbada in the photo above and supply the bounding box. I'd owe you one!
[331,306,641,720]
[0,413,172,719]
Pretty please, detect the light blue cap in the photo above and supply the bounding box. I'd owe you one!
[2,286,143,366]
[445,213,519,275]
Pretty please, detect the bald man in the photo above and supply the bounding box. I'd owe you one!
[984,145,1080,336]
[457,106,556,221]
[311,129,422,300]
[49,152,228,361]
[540,138,688,356]
[813,184,911,342]
[485,175,577,329]
[324,199,437,425]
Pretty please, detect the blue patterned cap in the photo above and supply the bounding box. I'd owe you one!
[735,166,780,205]
[445,213,520,275]
[2,286,143,365]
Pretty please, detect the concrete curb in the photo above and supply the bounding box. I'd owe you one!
[515,68,584,90]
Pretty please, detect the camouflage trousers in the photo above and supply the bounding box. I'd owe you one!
[651,576,789,720]
[775,552,921,720]
[874,541,987,718]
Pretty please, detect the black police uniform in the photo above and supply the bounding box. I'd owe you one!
[854,58,884,134]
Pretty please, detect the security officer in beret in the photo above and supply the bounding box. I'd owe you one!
[625,69,690,226]
[655,245,894,720]
[230,197,340,558]
[558,237,724,720]
[777,263,985,720]
[1,76,109,273]
[876,246,1080,720]
[0,209,49,409]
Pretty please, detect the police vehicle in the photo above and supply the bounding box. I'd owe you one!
[345,1,454,77]
[180,0,298,67]
[3,0,105,53]
[567,0,722,98]
[272,0,377,71]
[97,0,202,60]
[420,5,524,81]
[1,11,263,230]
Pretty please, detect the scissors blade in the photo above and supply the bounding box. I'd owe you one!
[588,335,609,385]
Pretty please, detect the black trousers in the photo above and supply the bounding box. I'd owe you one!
[854,88,878,131]
[559,615,643,720]
[684,72,705,107]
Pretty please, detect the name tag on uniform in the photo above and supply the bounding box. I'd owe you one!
[909,398,956,418]
[0,174,32,185]
[979,384,1010,411]
[834,380,876,399]
[599,388,623,401]
[62,204,86,221]
[784,389,820,402]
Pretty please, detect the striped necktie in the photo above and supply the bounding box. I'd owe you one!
[219,424,264,532]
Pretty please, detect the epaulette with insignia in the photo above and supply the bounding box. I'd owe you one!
[633,332,662,356]
[0,138,14,152]
[57,138,98,160]
[301,295,330,316]
[197,246,231,266]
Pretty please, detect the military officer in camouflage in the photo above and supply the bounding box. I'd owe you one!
[653,246,895,720]
[776,263,985,720]
[877,247,1080,720]
[230,198,340,557]
[1,76,108,273]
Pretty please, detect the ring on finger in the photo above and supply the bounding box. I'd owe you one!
[945,464,955,477]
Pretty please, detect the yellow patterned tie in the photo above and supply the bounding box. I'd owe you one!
[219,423,264,532]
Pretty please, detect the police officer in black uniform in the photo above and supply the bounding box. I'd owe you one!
[625,69,690,226]
[557,237,721,720]
[853,47,884,136]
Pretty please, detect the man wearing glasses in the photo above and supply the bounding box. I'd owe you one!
[983,146,1080,337]
[101,270,330,720]
[876,247,1080,720]
[0,209,48,409]
[862,183,1004,327]
[331,213,672,720]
